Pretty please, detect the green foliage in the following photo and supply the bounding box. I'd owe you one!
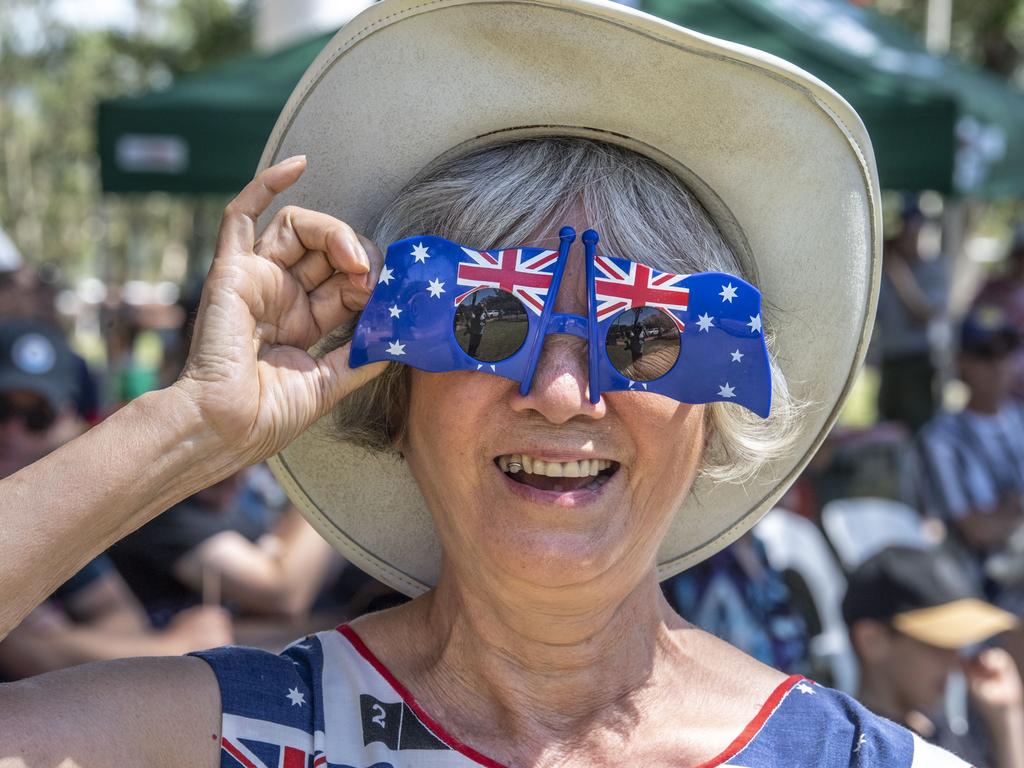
[0,0,252,285]
[874,0,1024,76]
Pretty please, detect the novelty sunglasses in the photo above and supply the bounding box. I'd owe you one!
[349,227,771,417]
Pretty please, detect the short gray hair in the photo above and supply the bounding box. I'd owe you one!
[329,137,801,484]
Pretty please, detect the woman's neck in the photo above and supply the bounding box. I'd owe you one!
[351,566,785,767]
[432,568,682,717]
[367,567,696,759]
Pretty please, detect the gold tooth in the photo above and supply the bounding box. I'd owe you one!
[503,455,612,477]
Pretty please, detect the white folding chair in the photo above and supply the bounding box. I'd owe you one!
[820,497,931,572]
[754,508,858,693]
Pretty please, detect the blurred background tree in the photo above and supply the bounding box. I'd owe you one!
[0,0,253,286]
[874,0,1024,77]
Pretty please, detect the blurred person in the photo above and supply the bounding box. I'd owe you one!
[101,300,158,405]
[844,545,1024,767]
[0,262,61,326]
[662,533,810,674]
[917,305,1024,602]
[108,472,339,627]
[0,319,88,478]
[0,263,100,423]
[975,226,1024,400]
[0,554,232,681]
[875,202,948,432]
[0,318,231,679]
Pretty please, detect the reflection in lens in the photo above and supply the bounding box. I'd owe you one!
[453,287,529,362]
[605,307,681,382]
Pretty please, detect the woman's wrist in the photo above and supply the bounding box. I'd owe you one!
[128,384,248,511]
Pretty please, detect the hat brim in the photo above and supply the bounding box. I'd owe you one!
[893,599,1019,650]
[264,0,881,596]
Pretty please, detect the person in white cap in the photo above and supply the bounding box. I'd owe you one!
[0,0,970,764]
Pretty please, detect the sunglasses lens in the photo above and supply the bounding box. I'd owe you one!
[453,288,529,363]
[0,395,55,433]
[604,307,681,382]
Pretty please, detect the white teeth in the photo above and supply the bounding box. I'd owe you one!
[498,455,613,478]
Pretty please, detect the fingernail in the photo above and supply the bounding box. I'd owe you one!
[280,154,306,166]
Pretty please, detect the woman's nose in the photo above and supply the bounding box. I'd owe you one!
[509,334,605,424]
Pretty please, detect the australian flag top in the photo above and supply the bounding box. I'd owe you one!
[350,235,771,417]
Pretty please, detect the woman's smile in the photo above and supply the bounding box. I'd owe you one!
[493,450,621,502]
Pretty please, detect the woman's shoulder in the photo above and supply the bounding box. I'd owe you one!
[188,624,464,767]
[730,678,971,767]
[187,628,347,767]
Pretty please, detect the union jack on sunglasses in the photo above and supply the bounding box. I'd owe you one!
[349,227,771,417]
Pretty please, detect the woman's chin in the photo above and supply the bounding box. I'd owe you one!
[469,528,633,590]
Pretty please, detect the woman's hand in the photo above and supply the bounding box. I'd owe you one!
[173,156,386,467]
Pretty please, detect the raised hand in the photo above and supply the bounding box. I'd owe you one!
[173,156,386,468]
[965,646,1024,718]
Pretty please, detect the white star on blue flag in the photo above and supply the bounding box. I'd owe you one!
[411,242,430,263]
[427,278,446,298]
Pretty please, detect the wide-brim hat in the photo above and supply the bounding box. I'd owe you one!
[264,0,881,596]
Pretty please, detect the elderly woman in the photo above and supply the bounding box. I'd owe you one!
[0,0,969,765]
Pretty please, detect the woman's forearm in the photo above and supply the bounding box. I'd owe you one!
[0,385,236,639]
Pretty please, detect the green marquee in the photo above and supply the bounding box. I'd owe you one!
[97,0,1024,196]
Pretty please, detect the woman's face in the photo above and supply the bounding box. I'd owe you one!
[402,219,707,591]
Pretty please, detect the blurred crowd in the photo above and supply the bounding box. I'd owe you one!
[5,199,1024,766]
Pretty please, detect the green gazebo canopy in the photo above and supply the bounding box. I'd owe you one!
[97,0,1024,196]
[99,31,334,195]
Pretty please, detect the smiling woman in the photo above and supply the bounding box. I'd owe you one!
[0,0,973,766]
[331,138,801,487]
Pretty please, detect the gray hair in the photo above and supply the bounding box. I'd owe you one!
[329,137,801,484]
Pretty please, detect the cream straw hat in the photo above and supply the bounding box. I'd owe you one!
[262,0,881,596]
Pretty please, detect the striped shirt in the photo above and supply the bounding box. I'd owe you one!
[917,402,1024,522]
[189,625,969,767]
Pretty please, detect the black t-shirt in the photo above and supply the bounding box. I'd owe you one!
[108,498,265,626]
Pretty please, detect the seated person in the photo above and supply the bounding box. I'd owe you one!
[0,319,231,680]
[844,545,1024,768]
[0,554,232,681]
[917,306,1024,609]
[108,474,339,627]
[661,532,810,674]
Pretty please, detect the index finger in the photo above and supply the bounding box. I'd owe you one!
[217,155,308,255]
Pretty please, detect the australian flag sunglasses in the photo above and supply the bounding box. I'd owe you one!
[349,227,771,417]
